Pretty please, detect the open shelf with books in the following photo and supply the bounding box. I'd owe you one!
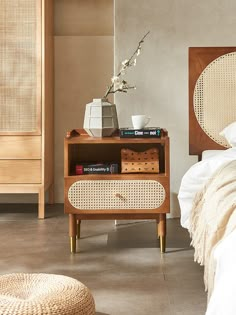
[64,129,170,253]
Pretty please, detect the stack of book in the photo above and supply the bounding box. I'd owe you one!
[119,127,162,138]
[76,163,119,175]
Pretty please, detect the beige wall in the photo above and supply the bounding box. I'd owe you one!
[54,0,113,36]
[114,0,236,217]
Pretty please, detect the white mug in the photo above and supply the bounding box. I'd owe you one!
[131,115,150,129]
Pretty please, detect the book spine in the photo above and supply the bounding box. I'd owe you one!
[120,130,161,138]
[76,164,119,175]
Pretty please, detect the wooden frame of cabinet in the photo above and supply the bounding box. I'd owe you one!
[0,0,54,219]
[64,129,170,253]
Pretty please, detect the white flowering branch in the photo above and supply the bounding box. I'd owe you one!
[103,31,150,99]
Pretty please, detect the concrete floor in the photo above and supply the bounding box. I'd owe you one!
[0,204,207,315]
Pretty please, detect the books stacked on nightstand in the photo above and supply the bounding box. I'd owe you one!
[119,127,162,138]
[76,163,119,175]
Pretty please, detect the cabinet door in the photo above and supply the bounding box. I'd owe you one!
[0,0,41,134]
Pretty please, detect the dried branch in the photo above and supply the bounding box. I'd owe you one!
[103,31,150,99]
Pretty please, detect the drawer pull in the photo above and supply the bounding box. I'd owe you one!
[115,193,126,201]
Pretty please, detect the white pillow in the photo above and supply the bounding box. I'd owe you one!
[219,122,236,147]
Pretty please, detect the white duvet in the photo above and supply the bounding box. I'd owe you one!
[206,229,236,315]
[178,147,236,315]
[178,147,236,229]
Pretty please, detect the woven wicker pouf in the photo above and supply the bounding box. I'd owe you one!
[0,273,95,315]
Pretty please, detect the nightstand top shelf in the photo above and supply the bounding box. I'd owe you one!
[65,129,169,144]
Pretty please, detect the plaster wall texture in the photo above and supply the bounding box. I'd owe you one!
[114,0,236,216]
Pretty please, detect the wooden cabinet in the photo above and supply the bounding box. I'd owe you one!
[64,129,170,253]
[0,0,54,218]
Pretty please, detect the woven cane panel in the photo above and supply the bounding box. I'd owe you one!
[194,52,236,147]
[0,1,39,133]
[68,180,165,210]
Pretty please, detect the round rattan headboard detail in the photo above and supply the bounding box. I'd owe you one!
[193,52,236,148]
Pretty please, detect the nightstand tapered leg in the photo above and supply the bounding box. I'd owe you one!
[160,236,166,253]
[69,214,77,253]
[70,236,76,253]
[76,219,81,239]
[158,213,166,253]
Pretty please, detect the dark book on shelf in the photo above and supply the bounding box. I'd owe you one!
[76,163,119,175]
[119,127,162,138]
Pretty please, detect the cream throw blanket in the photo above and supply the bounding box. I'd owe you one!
[189,160,236,300]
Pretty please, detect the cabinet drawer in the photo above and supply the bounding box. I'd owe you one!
[0,160,41,183]
[0,136,41,159]
[67,179,166,210]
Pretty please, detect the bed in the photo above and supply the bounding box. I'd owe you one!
[178,47,236,315]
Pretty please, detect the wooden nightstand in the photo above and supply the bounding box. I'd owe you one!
[64,129,170,253]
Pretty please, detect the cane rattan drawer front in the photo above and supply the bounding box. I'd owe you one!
[68,179,166,210]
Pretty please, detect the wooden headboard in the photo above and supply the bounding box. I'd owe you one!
[189,47,236,158]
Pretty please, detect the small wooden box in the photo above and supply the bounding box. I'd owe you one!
[121,148,159,173]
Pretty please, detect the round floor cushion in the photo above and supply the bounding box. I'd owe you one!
[0,273,95,315]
